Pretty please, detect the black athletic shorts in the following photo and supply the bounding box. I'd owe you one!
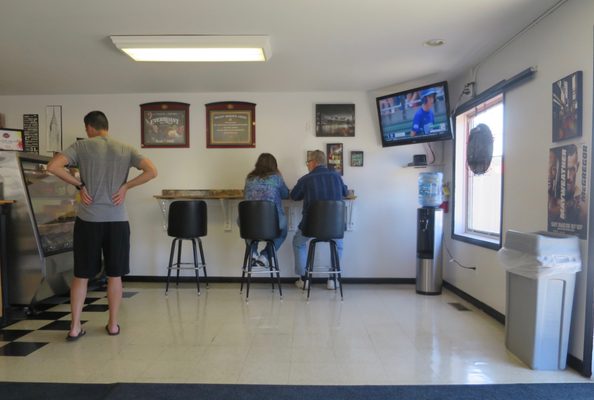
[73,217,130,278]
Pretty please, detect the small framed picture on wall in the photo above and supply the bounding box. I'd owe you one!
[350,151,363,167]
[326,143,344,175]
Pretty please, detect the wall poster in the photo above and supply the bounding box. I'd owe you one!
[552,71,582,142]
[46,105,62,153]
[23,114,39,154]
[548,143,588,239]
[140,102,189,148]
[326,143,344,175]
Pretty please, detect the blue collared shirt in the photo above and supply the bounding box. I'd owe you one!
[290,166,348,229]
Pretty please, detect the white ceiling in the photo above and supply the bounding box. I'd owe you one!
[0,0,564,95]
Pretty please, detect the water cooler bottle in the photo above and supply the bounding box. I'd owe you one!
[416,172,443,295]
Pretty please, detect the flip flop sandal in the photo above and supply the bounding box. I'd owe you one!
[105,324,120,336]
[66,329,86,342]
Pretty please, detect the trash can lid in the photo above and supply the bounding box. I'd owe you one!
[502,230,580,258]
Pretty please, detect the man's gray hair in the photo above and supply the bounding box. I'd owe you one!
[310,150,326,166]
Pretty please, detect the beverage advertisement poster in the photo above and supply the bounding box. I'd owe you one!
[548,143,588,238]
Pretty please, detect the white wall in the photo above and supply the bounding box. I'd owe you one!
[0,91,432,279]
[444,0,593,362]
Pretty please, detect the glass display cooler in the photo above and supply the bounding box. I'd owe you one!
[0,151,76,307]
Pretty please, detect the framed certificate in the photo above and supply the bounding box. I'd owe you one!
[206,102,256,148]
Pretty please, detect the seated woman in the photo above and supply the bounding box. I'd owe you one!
[243,153,289,265]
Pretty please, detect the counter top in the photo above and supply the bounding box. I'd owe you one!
[154,189,357,232]
[154,189,356,200]
[0,201,16,205]
[155,189,243,200]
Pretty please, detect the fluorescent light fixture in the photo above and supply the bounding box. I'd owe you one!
[110,35,271,62]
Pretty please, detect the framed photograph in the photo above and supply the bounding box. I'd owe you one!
[0,128,24,151]
[46,105,62,152]
[553,71,582,142]
[326,143,344,175]
[350,150,364,167]
[206,102,256,148]
[316,104,355,137]
[141,102,189,148]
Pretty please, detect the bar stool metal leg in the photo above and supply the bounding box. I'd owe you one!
[198,238,208,287]
[165,238,177,294]
[191,238,201,295]
[175,239,183,287]
[267,242,275,292]
[330,240,343,300]
[245,241,258,301]
[240,244,250,293]
[306,240,317,299]
[271,248,283,298]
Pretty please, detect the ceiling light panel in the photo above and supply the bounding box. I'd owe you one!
[110,35,271,62]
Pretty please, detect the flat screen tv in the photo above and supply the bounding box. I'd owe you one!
[376,81,452,147]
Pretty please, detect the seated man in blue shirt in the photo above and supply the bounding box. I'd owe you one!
[290,150,348,290]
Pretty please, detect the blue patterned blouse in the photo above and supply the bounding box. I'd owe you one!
[244,174,289,217]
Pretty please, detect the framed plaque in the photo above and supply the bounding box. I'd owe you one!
[140,102,189,148]
[206,102,255,148]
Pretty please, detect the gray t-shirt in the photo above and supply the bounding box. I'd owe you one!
[62,136,145,222]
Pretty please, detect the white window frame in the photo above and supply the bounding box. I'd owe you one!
[452,93,504,249]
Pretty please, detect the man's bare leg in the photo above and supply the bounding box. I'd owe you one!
[69,277,88,337]
[106,276,122,334]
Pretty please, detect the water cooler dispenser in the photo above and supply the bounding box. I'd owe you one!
[416,172,443,295]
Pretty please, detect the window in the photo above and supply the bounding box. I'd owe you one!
[453,94,503,249]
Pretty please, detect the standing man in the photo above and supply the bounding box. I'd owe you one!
[48,111,157,340]
[290,150,348,290]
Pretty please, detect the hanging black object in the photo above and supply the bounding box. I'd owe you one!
[467,123,493,175]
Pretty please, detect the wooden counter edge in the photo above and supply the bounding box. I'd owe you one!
[154,195,357,200]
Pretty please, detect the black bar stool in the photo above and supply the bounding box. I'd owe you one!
[302,200,345,300]
[238,200,283,301]
[166,200,208,295]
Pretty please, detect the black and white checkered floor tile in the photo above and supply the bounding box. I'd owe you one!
[0,291,137,357]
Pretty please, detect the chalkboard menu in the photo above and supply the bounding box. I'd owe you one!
[23,114,39,154]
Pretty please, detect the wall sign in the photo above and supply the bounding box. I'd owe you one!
[206,102,256,148]
[140,102,189,148]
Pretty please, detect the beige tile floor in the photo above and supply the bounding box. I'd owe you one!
[0,282,590,385]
